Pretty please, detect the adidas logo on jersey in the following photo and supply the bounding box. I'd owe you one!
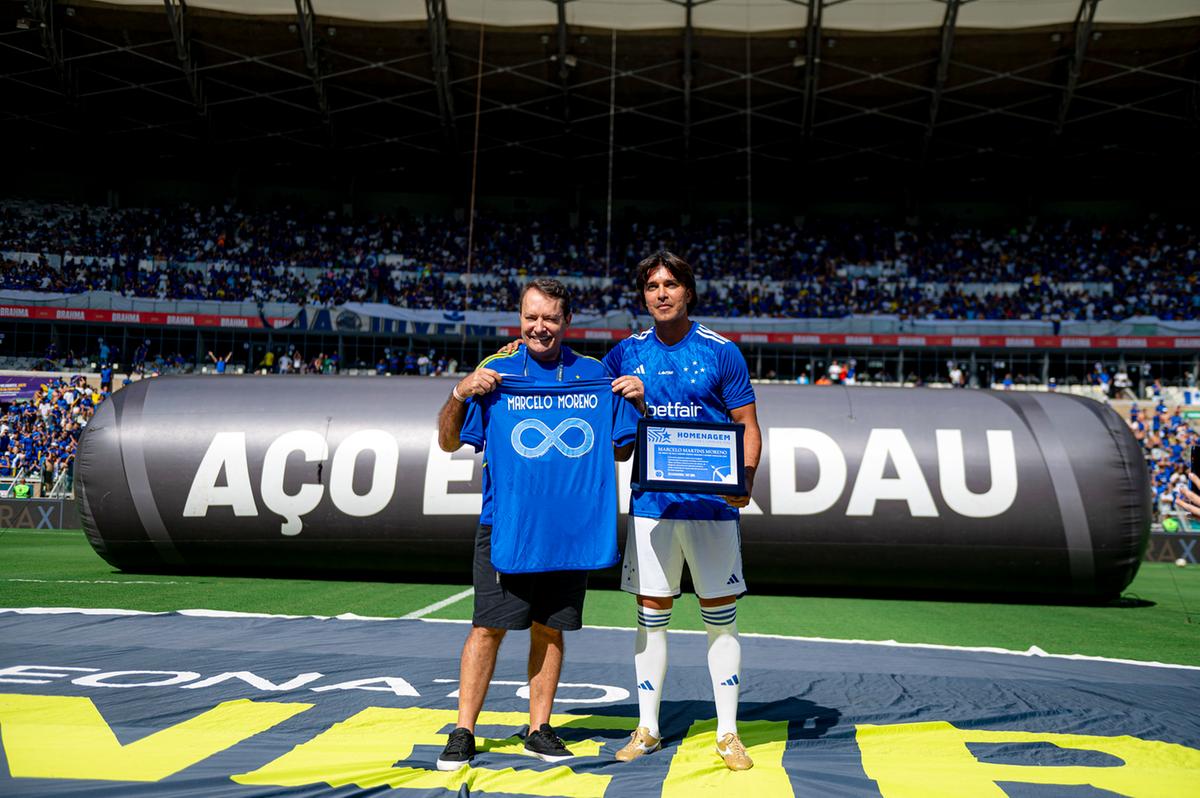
[638,680,655,691]
[719,674,740,687]
[633,364,646,375]
[726,574,740,585]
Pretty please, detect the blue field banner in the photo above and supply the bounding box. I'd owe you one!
[0,610,1198,797]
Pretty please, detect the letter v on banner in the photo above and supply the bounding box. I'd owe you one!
[0,693,310,782]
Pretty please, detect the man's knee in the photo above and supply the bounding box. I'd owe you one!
[530,622,563,644]
[469,625,508,646]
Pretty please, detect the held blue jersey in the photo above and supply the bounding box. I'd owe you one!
[460,376,638,573]
[465,344,609,527]
[603,322,755,521]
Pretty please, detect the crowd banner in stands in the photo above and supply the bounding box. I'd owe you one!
[0,375,44,402]
[77,377,1149,599]
[5,300,1200,349]
[0,304,293,329]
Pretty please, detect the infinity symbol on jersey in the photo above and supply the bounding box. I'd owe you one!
[511,418,595,458]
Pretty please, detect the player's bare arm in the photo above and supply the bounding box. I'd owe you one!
[724,402,761,509]
[436,367,502,452]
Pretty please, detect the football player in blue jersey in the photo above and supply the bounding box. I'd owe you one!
[434,278,640,772]
[604,250,762,771]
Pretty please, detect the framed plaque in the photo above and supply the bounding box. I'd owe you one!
[632,418,746,495]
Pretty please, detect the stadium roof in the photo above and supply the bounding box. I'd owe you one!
[3,0,1198,202]
[80,0,1200,32]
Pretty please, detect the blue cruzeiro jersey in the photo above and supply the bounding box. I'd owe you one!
[461,375,638,573]
[466,344,609,527]
[603,322,755,521]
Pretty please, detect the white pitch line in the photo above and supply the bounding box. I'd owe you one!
[3,606,1197,673]
[401,588,475,620]
[2,578,188,586]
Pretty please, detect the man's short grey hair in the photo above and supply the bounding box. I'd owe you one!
[519,278,573,319]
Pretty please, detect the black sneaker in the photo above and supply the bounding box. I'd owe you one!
[524,723,575,763]
[436,727,476,771]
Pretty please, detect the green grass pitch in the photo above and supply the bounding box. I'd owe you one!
[1,529,1197,666]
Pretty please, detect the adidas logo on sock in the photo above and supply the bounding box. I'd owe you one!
[719,674,740,687]
[726,574,740,585]
[638,680,655,691]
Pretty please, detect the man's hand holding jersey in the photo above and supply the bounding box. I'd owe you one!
[455,367,503,399]
[611,374,646,415]
[438,366,503,452]
[609,375,643,463]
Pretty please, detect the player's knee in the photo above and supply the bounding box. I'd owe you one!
[638,595,674,611]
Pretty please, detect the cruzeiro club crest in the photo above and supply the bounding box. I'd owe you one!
[647,428,671,444]
[511,418,595,458]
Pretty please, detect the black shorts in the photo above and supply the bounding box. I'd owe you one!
[472,525,588,631]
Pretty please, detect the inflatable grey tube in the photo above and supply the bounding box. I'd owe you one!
[77,376,1150,599]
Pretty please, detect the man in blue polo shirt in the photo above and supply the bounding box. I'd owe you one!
[434,277,641,771]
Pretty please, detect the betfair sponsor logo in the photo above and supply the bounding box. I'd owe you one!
[648,402,702,419]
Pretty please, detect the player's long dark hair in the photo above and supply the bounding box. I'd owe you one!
[635,250,698,313]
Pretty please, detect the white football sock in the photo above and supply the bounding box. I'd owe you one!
[701,603,741,739]
[634,605,670,739]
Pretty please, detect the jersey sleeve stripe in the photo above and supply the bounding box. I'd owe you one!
[478,350,520,369]
[696,326,731,345]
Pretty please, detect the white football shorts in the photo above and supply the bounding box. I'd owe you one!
[620,516,746,599]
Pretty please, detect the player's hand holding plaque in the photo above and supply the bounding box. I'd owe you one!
[632,418,746,495]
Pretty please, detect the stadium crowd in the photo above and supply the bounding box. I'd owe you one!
[1128,399,1200,520]
[0,375,103,496]
[3,200,1199,320]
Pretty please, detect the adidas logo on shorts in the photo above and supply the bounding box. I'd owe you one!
[726,574,740,585]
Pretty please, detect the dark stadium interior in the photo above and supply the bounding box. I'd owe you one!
[2,1,1198,207]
